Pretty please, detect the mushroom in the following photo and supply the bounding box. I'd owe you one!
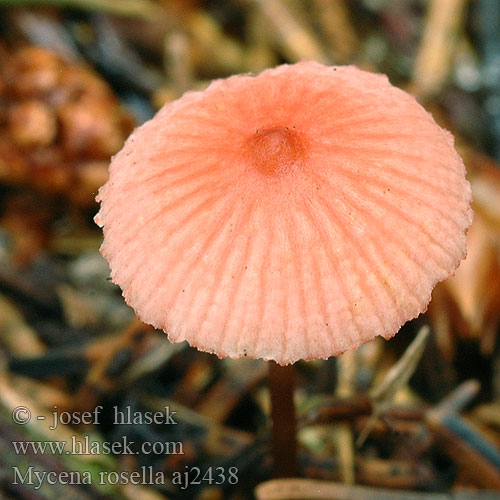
[96,61,472,476]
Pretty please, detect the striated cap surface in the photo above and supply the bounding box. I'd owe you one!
[96,61,472,365]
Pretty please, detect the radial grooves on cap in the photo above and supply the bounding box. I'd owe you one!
[161,194,244,340]
[329,143,461,177]
[254,210,275,359]
[103,178,223,247]
[331,112,434,129]
[265,214,287,360]
[315,170,428,320]
[342,181,464,312]
[191,200,251,345]
[295,207,334,356]
[148,145,225,164]
[197,201,255,352]
[117,189,231,310]
[352,131,447,142]
[341,185,444,281]
[290,204,342,357]
[298,198,364,349]
[151,166,228,217]
[145,172,221,202]
[348,166,464,213]
[315,95,381,121]
[148,164,222,193]
[312,185,409,331]
[280,230,290,362]
[294,202,342,353]
[327,156,465,233]
[232,206,268,356]
[219,206,259,355]
[336,187,431,306]
[282,211,307,359]
[97,61,472,365]
[327,157,463,226]
[107,187,225,271]
[326,166,460,263]
[147,152,230,181]
[154,197,237,327]
[349,178,458,265]
[356,189,451,273]
[304,218,335,354]
[330,149,464,199]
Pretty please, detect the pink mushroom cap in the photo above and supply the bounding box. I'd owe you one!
[96,61,473,365]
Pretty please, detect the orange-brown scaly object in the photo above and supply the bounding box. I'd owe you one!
[0,45,134,206]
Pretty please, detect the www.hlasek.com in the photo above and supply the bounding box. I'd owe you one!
[11,404,239,490]
[12,435,183,456]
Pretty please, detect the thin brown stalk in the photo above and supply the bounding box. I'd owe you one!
[269,361,297,478]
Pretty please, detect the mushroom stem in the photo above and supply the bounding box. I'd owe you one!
[269,361,297,477]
